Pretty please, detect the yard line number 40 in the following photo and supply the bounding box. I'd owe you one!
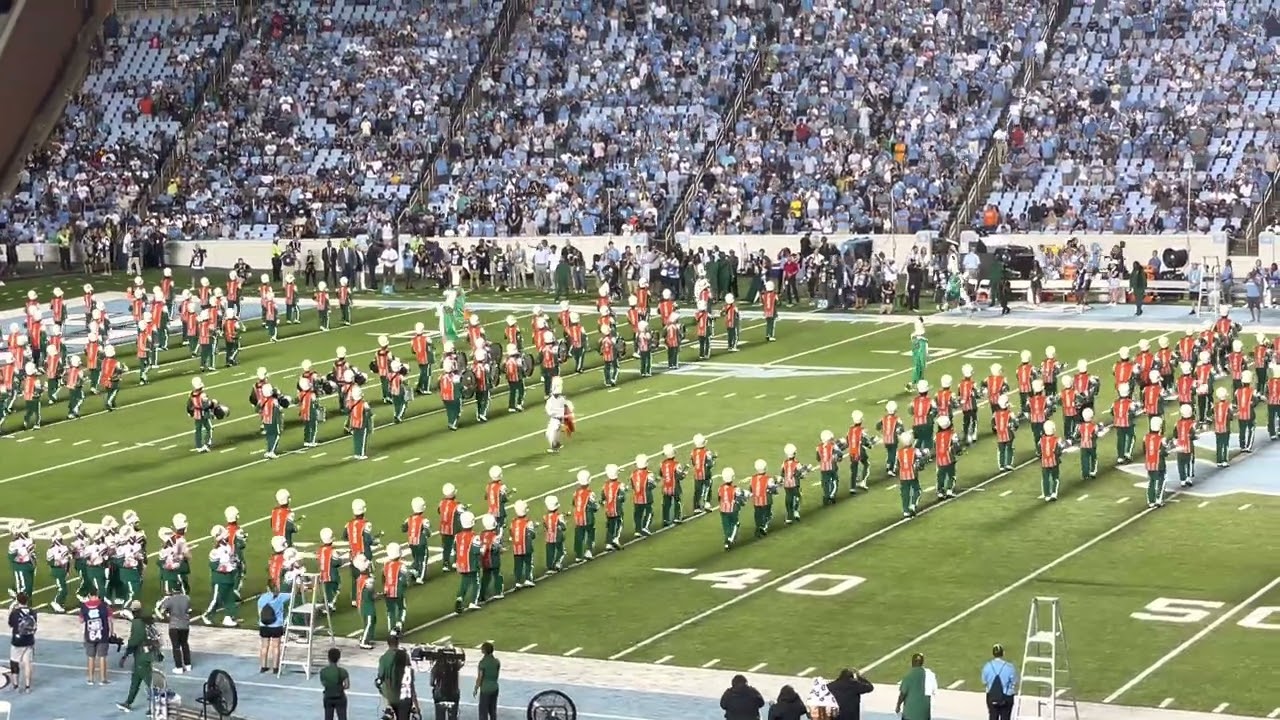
[1132,598,1280,629]
[693,568,866,597]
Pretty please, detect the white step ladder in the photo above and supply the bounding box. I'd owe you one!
[277,573,333,679]
[1195,255,1221,317]
[1015,597,1079,720]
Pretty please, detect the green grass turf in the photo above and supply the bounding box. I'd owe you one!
[5,299,1279,715]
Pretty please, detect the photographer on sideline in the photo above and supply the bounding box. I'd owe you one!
[721,673,766,720]
[981,644,1018,720]
[6,592,37,693]
[376,636,420,720]
[430,647,462,720]
[473,641,500,720]
[117,601,162,713]
[828,667,874,720]
[79,585,114,686]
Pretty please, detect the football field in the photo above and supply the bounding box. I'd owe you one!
[2,277,1279,717]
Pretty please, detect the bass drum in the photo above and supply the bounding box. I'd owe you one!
[460,370,477,400]
[519,353,536,378]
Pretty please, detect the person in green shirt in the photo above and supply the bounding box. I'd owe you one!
[375,636,419,720]
[319,647,350,720]
[896,653,937,720]
[116,603,161,713]
[1129,260,1147,316]
[474,641,501,720]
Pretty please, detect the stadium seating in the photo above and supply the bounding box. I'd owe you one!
[6,10,240,239]
[148,0,503,240]
[980,0,1279,235]
[675,0,1052,237]
[424,0,764,238]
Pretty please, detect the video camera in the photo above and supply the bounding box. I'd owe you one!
[410,643,466,671]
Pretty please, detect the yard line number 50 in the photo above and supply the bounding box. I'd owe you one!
[1132,598,1280,630]
[693,568,866,597]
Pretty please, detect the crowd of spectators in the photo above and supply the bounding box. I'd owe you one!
[980,0,1280,236]
[674,0,1050,238]
[1,10,240,243]
[147,0,503,241]
[418,0,766,239]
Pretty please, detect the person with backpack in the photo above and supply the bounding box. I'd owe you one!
[6,591,36,693]
[117,601,162,712]
[256,583,288,674]
[981,644,1019,720]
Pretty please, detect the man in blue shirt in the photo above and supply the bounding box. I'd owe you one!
[981,644,1018,720]
[256,584,289,674]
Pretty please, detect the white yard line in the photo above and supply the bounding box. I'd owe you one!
[609,330,1170,662]
[653,655,673,665]
[1213,704,1230,714]
[564,647,582,657]
[701,659,720,668]
[518,643,538,652]
[1159,698,1175,708]
[1102,576,1280,703]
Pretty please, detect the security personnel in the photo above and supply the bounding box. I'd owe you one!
[981,644,1018,720]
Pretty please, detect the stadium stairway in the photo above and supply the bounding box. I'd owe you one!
[659,32,769,244]
[941,0,1077,242]
[1238,175,1280,255]
[397,0,534,225]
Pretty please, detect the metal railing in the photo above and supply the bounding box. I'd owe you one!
[113,0,242,11]
[130,0,255,217]
[658,47,765,248]
[1236,177,1280,256]
[396,0,531,230]
[941,0,1073,240]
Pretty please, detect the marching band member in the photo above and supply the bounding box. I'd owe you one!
[1253,333,1271,391]
[663,311,683,369]
[1026,379,1053,448]
[635,319,654,377]
[314,281,331,331]
[47,531,72,613]
[19,362,43,429]
[1142,417,1169,508]
[200,526,240,627]
[1141,370,1164,417]
[387,358,411,423]
[1173,404,1198,487]
[223,507,248,600]
[343,500,377,605]
[283,274,300,324]
[171,514,192,593]
[150,285,170,351]
[1226,339,1247,390]
[1133,339,1155,387]
[816,430,839,505]
[225,271,242,312]
[878,402,901,474]
[565,312,587,373]
[100,345,126,411]
[1073,358,1097,411]
[477,516,503,602]
[439,350,462,431]
[1112,383,1138,462]
[269,489,299,548]
[601,464,626,551]
[895,431,925,517]
[1193,351,1214,425]
[503,315,521,354]
[221,307,243,368]
[347,386,372,460]
[466,314,485,348]
[910,380,936,451]
[1235,370,1261,453]
[484,465,512,530]
[626,295,642,338]
[694,301,712,360]
[721,294,740,351]
[657,288,676,324]
[1041,345,1063,390]
[453,512,483,613]
[717,468,745,550]
[630,454,656,537]
[82,283,95,330]
[1016,350,1036,414]
[135,314,156,382]
[846,411,873,492]
[659,444,684,527]
[596,284,612,312]
[779,444,807,523]
[181,297,199,354]
[690,434,715,512]
[761,280,778,342]
[189,377,215,452]
[748,459,777,537]
[156,528,183,610]
[1212,386,1232,467]
[402,498,430,584]
[538,330,559,395]
[382,542,409,632]
[45,328,65,396]
[957,365,979,444]
[992,394,1018,471]
[504,343,526,412]
[1038,420,1063,502]
[262,290,280,342]
[531,315,549,353]
[984,364,1009,423]
[0,358,13,428]
[1266,368,1280,440]
[636,277,651,317]
[196,309,216,371]
[599,325,621,387]
[438,484,461,572]
[510,500,537,585]
[337,276,353,325]
[544,376,569,453]
[543,496,566,573]
[373,335,393,402]
[6,521,36,598]
[412,322,434,394]
[298,377,322,447]
[934,416,960,499]
[935,374,956,428]
[908,318,928,391]
[353,555,376,648]
[571,472,597,562]
[470,349,491,422]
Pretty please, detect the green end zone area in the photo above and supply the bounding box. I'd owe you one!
[4,292,1279,717]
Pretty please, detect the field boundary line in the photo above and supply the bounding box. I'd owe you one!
[608,330,1173,661]
[398,327,1041,637]
[25,316,886,596]
[1101,575,1280,704]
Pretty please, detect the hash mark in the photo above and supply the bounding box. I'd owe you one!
[1266,708,1280,719]
[503,463,517,469]
[404,457,421,464]
[637,388,649,394]
[702,659,720,668]
[44,438,61,444]
[1239,503,1253,511]
[219,447,236,454]
[948,680,965,690]
[313,452,327,459]
[748,662,768,672]
[535,465,549,471]
[1213,704,1230,714]
[74,439,91,446]
[1077,494,1089,502]
[434,636,451,644]
[798,667,816,677]
[468,460,483,467]
[564,647,582,656]
[518,643,538,652]
[372,456,388,463]
[102,441,119,447]
[696,391,708,397]
[16,437,32,443]
[754,394,767,399]
[1116,497,1130,503]
[999,490,1013,497]
[251,449,264,455]
[608,388,620,393]
[654,655,673,665]
[784,395,797,401]
[724,392,736,398]
[1198,501,1210,508]
[1159,699,1175,709]
[160,445,176,451]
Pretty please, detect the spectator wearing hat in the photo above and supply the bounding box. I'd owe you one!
[981,644,1018,720]
[721,673,765,720]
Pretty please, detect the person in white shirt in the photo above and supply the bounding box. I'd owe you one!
[379,244,399,294]
[543,377,572,453]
